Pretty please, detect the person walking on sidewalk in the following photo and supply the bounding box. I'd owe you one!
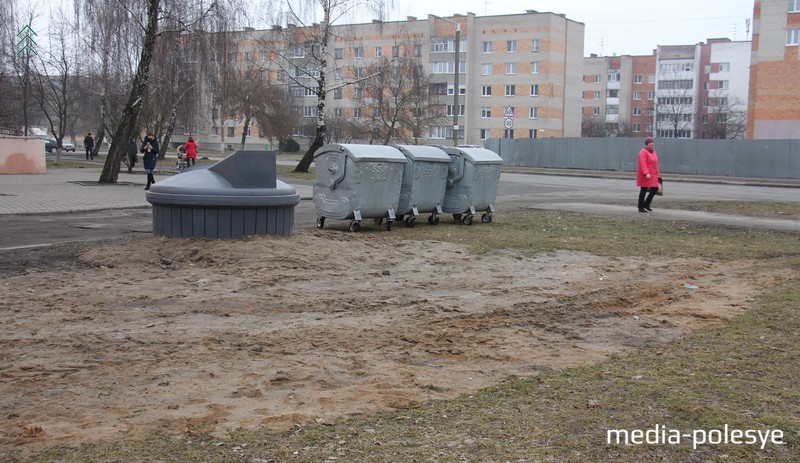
[636,136,660,213]
[183,136,197,167]
[83,133,95,160]
[141,132,160,190]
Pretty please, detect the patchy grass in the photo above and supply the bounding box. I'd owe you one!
[277,164,315,180]
[659,201,800,221]
[391,209,800,262]
[14,210,800,463]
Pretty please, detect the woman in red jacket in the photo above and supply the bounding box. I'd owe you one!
[636,137,660,213]
[184,136,198,166]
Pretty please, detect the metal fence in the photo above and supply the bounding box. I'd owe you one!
[485,138,800,179]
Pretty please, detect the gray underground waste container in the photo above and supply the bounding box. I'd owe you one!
[145,150,300,238]
[392,144,451,227]
[313,143,406,232]
[442,146,503,225]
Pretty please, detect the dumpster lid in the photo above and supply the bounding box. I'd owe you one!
[444,147,504,165]
[314,143,407,162]
[393,144,451,162]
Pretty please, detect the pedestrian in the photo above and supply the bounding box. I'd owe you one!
[141,132,160,190]
[183,136,197,167]
[636,136,660,213]
[83,133,95,160]
[126,137,138,171]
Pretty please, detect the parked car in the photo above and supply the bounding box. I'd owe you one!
[42,138,76,153]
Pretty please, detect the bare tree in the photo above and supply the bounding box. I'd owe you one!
[700,96,747,140]
[581,114,605,137]
[655,75,695,139]
[261,0,394,172]
[253,86,301,151]
[1,2,41,135]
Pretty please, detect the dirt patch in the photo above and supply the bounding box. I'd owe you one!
[0,230,781,456]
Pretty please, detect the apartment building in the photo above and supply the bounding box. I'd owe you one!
[581,54,656,137]
[189,10,585,149]
[747,0,800,138]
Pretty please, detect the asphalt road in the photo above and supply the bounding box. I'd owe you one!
[1,174,799,250]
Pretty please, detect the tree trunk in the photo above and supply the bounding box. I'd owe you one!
[98,0,160,184]
[240,115,251,150]
[160,104,178,159]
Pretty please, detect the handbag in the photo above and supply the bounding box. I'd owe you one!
[656,177,663,196]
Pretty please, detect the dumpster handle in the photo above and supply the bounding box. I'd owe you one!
[447,154,465,188]
[327,150,347,189]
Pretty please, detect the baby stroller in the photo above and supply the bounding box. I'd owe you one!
[175,145,187,170]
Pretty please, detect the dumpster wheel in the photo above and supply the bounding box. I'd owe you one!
[316,217,326,229]
[428,214,440,226]
[404,216,416,228]
[386,220,393,231]
[462,215,474,226]
[481,213,493,224]
[349,221,361,232]
[452,213,462,221]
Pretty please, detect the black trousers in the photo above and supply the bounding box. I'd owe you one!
[85,147,93,160]
[638,187,657,209]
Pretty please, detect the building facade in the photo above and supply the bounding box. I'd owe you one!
[747,0,800,138]
[187,10,585,149]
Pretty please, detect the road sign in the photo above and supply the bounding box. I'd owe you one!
[503,105,514,118]
[504,118,514,129]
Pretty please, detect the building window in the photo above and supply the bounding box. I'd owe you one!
[634,91,642,100]
[334,88,342,99]
[529,129,538,138]
[648,74,655,83]
[334,68,342,79]
[447,84,466,95]
[506,62,516,74]
[718,97,729,106]
[607,72,620,82]
[791,0,800,12]
[353,67,362,78]
[532,39,540,52]
[530,84,539,96]
[507,40,517,52]
[634,74,643,84]
[704,64,711,73]
[787,29,800,46]
[334,108,342,118]
[481,107,491,118]
[354,87,362,99]
[594,91,601,99]
[633,107,642,116]
[593,107,600,115]
[481,85,492,96]
[505,85,516,96]
[414,45,422,57]
[632,123,641,132]
[594,74,601,83]
[482,63,492,75]
[305,87,318,96]
[432,83,447,95]
[480,129,489,140]
[354,46,363,58]
[392,46,400,57]
[529,107,538,119]
[429,126,447,139]
[227,127,234,137]
[504,129,514,138]
[647,91,655,100]
[531,61,539,74]
[718,80,729,90]
[606,105,619,115]
[482,41,493,53]
[303,106,314,117]
[374,46,382,57]
[719,62,730,72]
[607,89,619,98]
[353,107,361,118]
[447,104,465,116]
[289,46,305,58]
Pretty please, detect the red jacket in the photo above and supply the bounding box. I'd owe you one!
[184,141,197,159]
[636,148,659,188]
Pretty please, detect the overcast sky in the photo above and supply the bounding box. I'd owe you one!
[381,0,756,56]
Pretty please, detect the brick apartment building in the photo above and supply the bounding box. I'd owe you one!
[747,0,800,138]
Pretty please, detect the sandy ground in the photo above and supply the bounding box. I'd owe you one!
[0,229,782,456]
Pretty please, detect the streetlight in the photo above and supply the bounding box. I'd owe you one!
[434,16,462,146]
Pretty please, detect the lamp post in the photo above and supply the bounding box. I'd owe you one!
[435,16,462,146]
[452,22,460,147]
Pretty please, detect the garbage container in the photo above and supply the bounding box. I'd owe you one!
[442,146,503,225]
[313,143,406,232]
[392,144,451,227]
[145,150,300,238]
